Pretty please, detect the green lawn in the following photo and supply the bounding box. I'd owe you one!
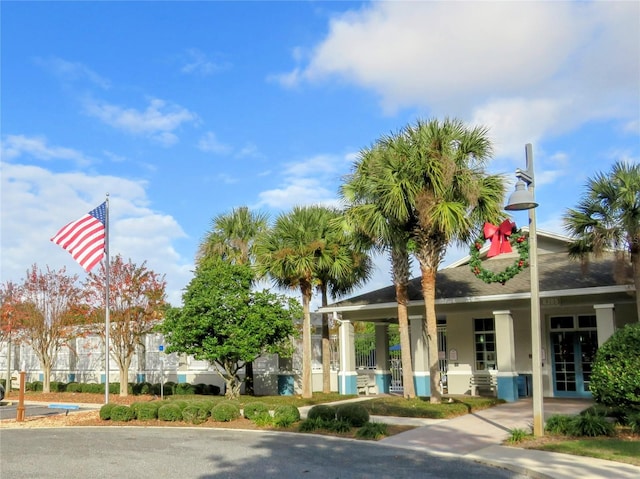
[357,395,504,419]
[532,435,640,466]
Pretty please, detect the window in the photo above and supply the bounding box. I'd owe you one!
[474,318,496,371]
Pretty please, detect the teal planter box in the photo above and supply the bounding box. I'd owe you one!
[277,374,294,396]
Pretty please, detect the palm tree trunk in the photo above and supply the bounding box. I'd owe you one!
[633,252,640,322]
[321,286,331,393]
[301,282,313,398]
[420,264,441,404]
[396,283,416,398]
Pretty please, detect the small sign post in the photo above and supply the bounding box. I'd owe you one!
[159,345,164,400]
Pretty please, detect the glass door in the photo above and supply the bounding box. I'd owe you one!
[550,315,598,398]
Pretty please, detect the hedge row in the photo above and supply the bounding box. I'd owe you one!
[24,381,221,396]
[299,403,386,439]
[99,399,303,428]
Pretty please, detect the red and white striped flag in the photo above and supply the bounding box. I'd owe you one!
[51,202,107,272]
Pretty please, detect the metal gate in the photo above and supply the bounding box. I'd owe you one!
[388,322,447,394]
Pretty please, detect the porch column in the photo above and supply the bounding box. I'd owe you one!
[337,319,357,395]
[374,324,391,394]
[594,304,615,346]
[410,316,430,396]
[494,310,518,402]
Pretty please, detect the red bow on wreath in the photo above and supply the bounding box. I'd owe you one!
[483,220,515,258]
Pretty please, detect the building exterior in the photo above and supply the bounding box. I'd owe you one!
[2,231,636,400]
[318,230,638,401]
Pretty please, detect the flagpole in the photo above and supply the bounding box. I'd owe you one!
[104,193,110,404]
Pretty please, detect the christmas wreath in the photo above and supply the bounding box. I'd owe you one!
[469,221,529,285]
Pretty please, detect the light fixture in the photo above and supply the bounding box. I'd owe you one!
[505,180,539,211]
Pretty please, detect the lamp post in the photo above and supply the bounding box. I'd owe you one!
[505,143,544,437]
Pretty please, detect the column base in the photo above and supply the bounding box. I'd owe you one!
[338,372,357,395]
[374,371,392,394]
[497,374,519,402]
[414,372,431,397]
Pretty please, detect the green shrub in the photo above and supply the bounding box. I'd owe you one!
[273,405,300,427]
[50,381,67,392]
[211,402,241,422]
[307,405,335,421]
[132,382,154,395]
[506,427,531,443]
[626,411,640,434]
[182,405,209,424]
[252,411,274,427]
[298,417,328,432]
[356,422,388,440]
[170,400,190,411]
[545,414,573,435]
[99,403,118,420]
[336,403,370,427]
[175,383,196,395]
[30,381,43,392]
[82,383,104,394]
[158,404,183,422]
[590,323,640,409]
[65,382,83,393]
[110,405,136,422]
[568,413,615,437]
[243,402,270,420]
[325,419,352,433]
[131,402,161,420]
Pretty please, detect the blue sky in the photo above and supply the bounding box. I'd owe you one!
[1,1,639,307]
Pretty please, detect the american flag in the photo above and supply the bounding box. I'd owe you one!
[51,202,107,273]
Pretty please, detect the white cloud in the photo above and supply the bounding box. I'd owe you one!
[36,56,111,89]
[0,161,192,306]
[1,135,92,166]
[255,153,349,210]
[180,48,230,76]
[83,97,198,146]
[282,1,639,163]
[197,131,232,155]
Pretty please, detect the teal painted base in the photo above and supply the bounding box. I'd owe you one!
[68,374,76,382]
[414,374,430,397]
[374,373,391,394]
[136,374,146,383]
[277,374,295,395]
[100,374,105,384]
[497,376,518,402]
[338,373,357,395]
[177,374,187,383]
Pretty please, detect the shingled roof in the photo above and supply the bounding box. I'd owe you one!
[332,251,628,307]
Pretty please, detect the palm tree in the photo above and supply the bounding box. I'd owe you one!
[394,118,505,404]
[316,211,374,393]
[563,161,640,320]
[196,206,269,394]
[197,206,269,265]
[254,205,359,398]
[341,141,419,399]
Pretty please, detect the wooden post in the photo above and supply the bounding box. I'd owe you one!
[16,371,26,422]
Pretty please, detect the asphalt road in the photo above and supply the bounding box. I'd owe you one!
[1,427,526,479]
[0,403,92,420]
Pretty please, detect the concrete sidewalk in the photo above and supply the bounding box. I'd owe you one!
[374,397,640,479]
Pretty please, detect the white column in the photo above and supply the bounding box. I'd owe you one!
[494,310,518,401]
[374,324,391,393]
[594,304,615,346]
[338,319,357,394]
